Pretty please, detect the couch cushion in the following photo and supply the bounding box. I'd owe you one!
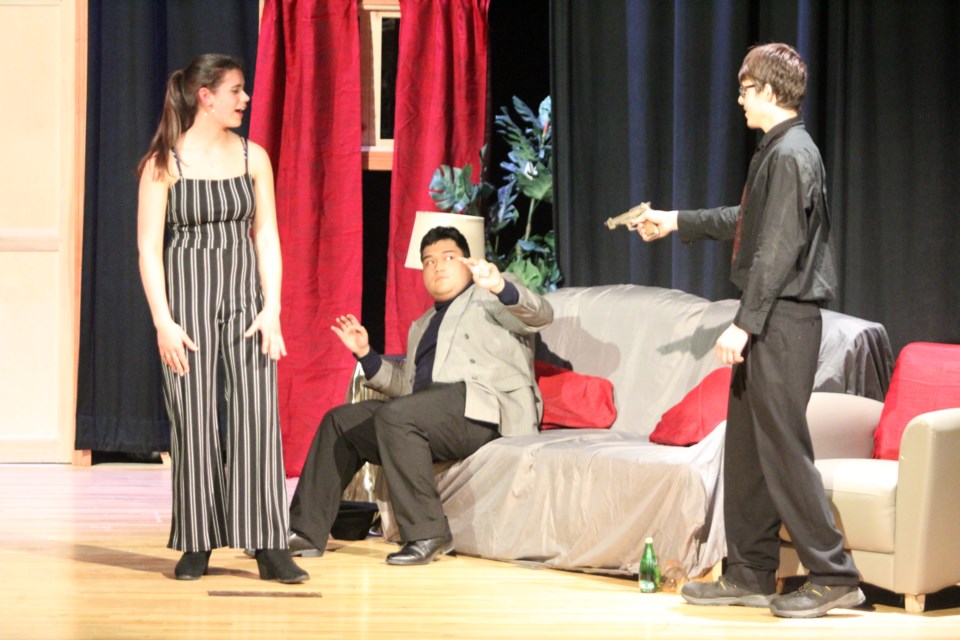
[872,342,960,460]
[650,367,731,446]
[783,458,899,553]
[535,360,617,430]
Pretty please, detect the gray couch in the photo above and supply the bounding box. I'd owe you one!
[359,285,894,578]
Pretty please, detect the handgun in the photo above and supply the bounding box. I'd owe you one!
[604,202,659,237]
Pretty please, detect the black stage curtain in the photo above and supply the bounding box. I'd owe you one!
[552,0,960,355]
[76,1,260,453]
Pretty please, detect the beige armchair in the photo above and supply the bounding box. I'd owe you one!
[780,392,960,613]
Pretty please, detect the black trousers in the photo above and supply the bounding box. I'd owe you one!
[289,382,500,548]
[723,300,859,593]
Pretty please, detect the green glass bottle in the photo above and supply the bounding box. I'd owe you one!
[639,537,660,593]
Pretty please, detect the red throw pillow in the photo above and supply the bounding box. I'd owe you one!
[535,360,617,430]
[872,342,960,460]
[649,367,732,446]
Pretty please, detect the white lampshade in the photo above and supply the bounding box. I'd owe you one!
[403,211,486,270]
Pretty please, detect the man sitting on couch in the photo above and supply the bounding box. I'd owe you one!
[287,226,554,565]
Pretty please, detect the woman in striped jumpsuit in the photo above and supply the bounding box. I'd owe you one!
[136,54,307,583]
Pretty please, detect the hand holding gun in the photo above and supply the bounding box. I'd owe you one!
[604,202,660,238]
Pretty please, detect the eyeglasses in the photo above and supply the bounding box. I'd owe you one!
[738,84,757,98]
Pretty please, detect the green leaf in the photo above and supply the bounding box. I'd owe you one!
[538,96,552,132]
[512,96,541,133]
[506,257,544,292]
[515,237,547,255]
[516,168,552,203]
[429,163,490,216]
[543,229,556,251]
[428,165,457,211]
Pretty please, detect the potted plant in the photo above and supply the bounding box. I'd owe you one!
[429,96,560,293]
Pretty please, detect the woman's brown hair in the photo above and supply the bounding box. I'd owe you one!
[136,54,243,179]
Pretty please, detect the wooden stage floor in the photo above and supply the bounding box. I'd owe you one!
[1,463,959,640]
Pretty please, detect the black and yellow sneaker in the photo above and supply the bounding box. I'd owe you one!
[680,576,776,607]
[770,581,865,618]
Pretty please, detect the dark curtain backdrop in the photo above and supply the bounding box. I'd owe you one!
[552,0,960,356]
[383,0,491,354]
[249,0,364,477]
[76,1,260,452]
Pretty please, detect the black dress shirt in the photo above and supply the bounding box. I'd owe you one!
[677,116,837,334]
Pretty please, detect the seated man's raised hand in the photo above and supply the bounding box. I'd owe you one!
[331,313,370,357]
[460,257,506,294]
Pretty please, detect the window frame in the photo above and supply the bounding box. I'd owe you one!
[359,0,400,170]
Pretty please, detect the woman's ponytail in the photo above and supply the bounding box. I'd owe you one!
[137,70,189,179]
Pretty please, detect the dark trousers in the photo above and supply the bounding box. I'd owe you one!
[289,382,500,548]
[723,300,859,593]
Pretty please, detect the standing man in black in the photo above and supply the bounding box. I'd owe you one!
[286,226,553,566]
[635,43,863,618]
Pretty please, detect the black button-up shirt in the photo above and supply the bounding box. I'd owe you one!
[677,116,837,334]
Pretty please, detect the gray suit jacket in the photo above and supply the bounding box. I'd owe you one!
[364,277,554,437]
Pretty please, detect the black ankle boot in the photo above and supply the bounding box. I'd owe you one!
[175,550,211,580]
[255,549,309,584]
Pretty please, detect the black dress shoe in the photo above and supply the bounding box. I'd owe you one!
[289,531,324,557]
[175,550,211,580]
[385,532,455,566]
[255,549,310,584]
[243,531,324,558]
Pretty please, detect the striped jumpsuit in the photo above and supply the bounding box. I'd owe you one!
[162,138,289,552]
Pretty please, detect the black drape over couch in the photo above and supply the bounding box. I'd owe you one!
[551,0,960,355]
[76,1,260,453]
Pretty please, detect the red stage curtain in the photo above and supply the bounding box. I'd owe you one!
[383,0,491,353]
[250,0,363,476]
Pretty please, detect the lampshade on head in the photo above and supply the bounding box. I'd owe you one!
[404,211,486,269]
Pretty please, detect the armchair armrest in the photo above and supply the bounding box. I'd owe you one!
[807,392,883,459]
[340,362,389,503]
[345,361,389,404]
[894,408,960,595]
[344,356,406,404]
